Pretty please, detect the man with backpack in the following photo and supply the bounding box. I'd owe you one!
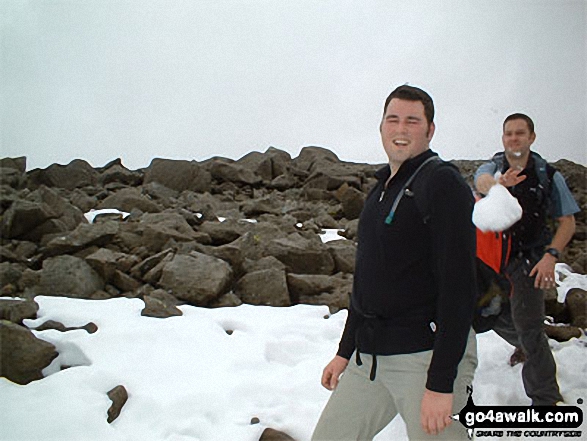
[312,85,478,440]
[474,113,579,406]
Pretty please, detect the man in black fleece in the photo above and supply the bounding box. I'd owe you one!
[312,85,478,440]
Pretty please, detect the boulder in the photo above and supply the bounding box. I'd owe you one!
[144,158,211,193]
[141,291,183,318]
[0,199,57,239]
[0,156,26,173]
[36,255,105,298]
[335,183,366,220]
[99,162,142,187]
[157,252,233,305]
[98,187,162,213]
[265,233,335,275]
[544,324,582,342]
[138,212,208,251]
[0,298,39,324]
[236,147,292,183]
[210,161,262,186]
[27,159,98,190]
[107,385,129,423]
[326,239,356,273]
[566,288,587,329]
[287,273,352,312]
[44,221,119,256]
[0,320,59,385]
[293,146,340,172]
[0,167,25,188]
[198,219,248,246]
[259,428,296,441]
[235,268,290,306]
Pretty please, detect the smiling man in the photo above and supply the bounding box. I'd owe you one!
[474,114,579,405]
[312,85,478,440]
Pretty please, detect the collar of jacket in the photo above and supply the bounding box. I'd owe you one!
[374,149,439,183]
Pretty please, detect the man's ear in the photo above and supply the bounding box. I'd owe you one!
[529,132,536,145]
[427,121,436,140]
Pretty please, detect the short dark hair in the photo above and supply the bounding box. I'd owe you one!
[503,113,535,134]
[383,85,435,125]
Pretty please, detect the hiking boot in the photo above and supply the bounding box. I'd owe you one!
[509,347,526,366]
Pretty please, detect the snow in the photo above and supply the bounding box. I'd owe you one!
[473,184,523,232]
[2,212,585,440]
[84,209,130,224]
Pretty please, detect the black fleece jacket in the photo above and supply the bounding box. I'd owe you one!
[337,149,477,393]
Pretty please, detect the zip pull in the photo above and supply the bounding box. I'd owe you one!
[379,190,385,202]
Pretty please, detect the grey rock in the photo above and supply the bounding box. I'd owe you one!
[236,269,290,306]
[144,158,211,193]
[326,239,356,273]
[26,159,98,190]
[210,161,262,186]
[36,255,105,298]
[107,385,129,423]
[141,293,183,318]
[98,187,162,213]
[0,320,58,385]
[0,199,57,239]
[0,298,38,324]
[157,252,233,305]
[265,233,335,275]
[259,428,296,441]
[45,221,119,256]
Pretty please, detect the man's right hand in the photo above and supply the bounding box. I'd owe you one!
[321,355,349,390]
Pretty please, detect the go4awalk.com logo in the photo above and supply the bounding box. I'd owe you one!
[452,387,584,439]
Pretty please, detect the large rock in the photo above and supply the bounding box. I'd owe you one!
[36,255,105,298]
[44,221,119,256]
[98,187,162,213]
[335,183,366,220]
[157,252,233,305]
[0,320,59,385]
[235,268,290,306]
[198,219,249,246]
[293,146,340,172]
[27,159,98,190]
[326,239,356,273]
[0,298,39,324]
[236,147,292,183]
[144,158,211,193]
[287,273,352,312]
[210,161,262,186]
[265,233,335,275]
[138,212,209,251]
[0,199,57,239]
[99,160,142,187]
[566,288,587,329]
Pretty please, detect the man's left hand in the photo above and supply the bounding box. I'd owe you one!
[530,254,557,289]
[420,389,454,435]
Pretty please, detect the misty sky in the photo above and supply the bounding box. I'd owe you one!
[1,0,586,171]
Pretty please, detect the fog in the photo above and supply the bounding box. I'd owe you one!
[1,0,585,170]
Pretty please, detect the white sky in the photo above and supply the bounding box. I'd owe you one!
[1,0,586,171]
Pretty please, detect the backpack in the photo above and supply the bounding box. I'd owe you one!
[403,156,512,333]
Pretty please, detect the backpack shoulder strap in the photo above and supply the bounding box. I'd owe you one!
[530,151,554,194]
[408,157,458,224]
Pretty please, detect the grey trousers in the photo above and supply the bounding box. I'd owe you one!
[311,330,477,441]
[492,255,563,405]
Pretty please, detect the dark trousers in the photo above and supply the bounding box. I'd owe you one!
[492,254,563,405]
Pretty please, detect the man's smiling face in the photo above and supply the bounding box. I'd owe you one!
[380,98,435,170]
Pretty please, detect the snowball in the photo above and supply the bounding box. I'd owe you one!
[472,184,522,232]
